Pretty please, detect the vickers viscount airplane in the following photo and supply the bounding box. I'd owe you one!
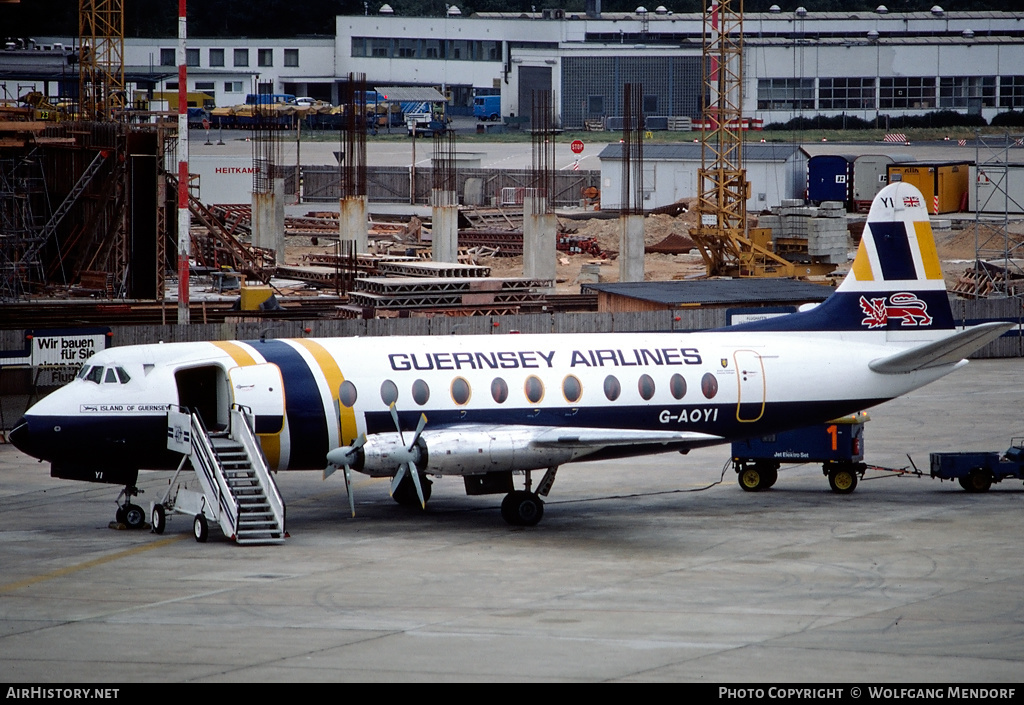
[9,183,1012,533]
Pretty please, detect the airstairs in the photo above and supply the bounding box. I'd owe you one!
[159,405,286,544]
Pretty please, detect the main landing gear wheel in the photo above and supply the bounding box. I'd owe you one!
[392,473,432,507]
[151,504,166,534]
[501,491,544,527]
[122,504,146,530]
[193,514,209,543]
[828,466,859,494]
[959,468,992,493]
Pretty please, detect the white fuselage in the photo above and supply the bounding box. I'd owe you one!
[14,328,958,476]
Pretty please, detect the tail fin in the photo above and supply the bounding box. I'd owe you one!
[732,182,953,337]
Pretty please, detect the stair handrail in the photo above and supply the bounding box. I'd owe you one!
[229,404,286,535]
[187,408,239,538]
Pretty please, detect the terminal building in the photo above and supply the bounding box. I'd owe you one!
[3,6,1023,127]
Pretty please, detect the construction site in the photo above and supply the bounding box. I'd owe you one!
[1,0,1022,330]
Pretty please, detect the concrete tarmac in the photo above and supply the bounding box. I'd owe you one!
[1,358,1022,683]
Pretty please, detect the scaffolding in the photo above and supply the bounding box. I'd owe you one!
[0,153,47,300]
[0,123,130,301]
[965,132,1024,299]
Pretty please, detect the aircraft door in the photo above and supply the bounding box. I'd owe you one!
[734,350,766,423]
[175,365,230,430]
[229,364,285,434]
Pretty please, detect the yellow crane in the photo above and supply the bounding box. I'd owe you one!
[691,0,796,278]
[78,0,125,121]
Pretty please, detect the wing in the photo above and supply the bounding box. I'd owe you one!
[339,423,725,479]
[528,426,723,451]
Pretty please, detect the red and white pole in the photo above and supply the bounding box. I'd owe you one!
[177,0,190,324]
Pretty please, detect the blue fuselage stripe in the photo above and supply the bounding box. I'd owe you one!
[247,339,329,470]
[23,396,888,472]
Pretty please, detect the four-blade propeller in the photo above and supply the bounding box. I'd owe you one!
[388,403,429,509]
[325,433,366,517]
[325,402,429,515]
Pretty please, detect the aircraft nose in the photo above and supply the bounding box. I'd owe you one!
[8,417,33,456]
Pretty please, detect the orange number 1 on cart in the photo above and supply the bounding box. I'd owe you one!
[826,424,838,451]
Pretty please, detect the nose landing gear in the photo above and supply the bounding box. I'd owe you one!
[113,485,147,530]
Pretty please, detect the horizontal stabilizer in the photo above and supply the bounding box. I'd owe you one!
[869,322,1014,374]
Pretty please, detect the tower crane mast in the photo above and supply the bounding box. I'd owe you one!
[78,0,125,121]
[692,0,794,278]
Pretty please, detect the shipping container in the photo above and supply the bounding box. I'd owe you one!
[969,164,1024,215]
[887,161,970,214]
[851,154,912,212]
[806,154,854,206]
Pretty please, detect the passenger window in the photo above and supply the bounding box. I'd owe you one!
[670,373,686,400]
[380,380,399,406]
[339,380,358,407]
[701,372,719,399]
[603,375,621,401]
[412,379,430,406]
[451,377,471,405]
[524,375,544,404]
[638,374,656,401]
[562,375,582,403]
[491,377,509,404]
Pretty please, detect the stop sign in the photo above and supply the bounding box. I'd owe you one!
[570,139,584,154]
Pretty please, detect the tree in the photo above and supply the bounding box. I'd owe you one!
[1,0,1019,38]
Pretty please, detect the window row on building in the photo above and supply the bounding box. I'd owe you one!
[350,37,501,61]
[166,80,245,95]
[758,75,1024,111]
[159,47,301,69]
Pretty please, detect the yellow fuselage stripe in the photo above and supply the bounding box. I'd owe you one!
[211,340,258,367]
[291,339,358,446]
[210,340,281,468]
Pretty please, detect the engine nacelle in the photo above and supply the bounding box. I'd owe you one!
[358,428,579,477]
[358,433,418,477]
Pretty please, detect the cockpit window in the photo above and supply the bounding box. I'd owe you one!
[77,365,90,380]
[84,366,103,384]
[104,368,118,384]
[116,367,131,384]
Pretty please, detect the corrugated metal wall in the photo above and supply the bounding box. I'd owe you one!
[301,165,600,206]
[4,296,1018,349]
[2,297,1020,430]
[560,55,703,131]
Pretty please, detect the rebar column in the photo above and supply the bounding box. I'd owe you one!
[431,128,458,263]
[523,90,557,291]
[619,83,645,283]
[339,74,369,253]
[251,81,285,261]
